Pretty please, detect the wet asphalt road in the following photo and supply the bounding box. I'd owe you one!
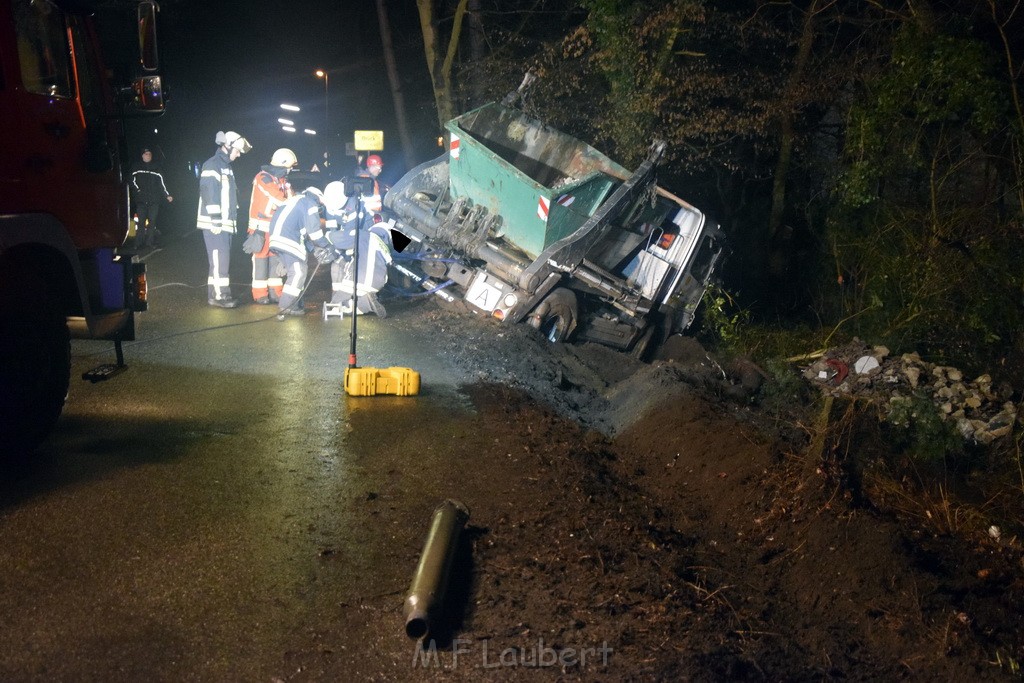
[0,231,480,680]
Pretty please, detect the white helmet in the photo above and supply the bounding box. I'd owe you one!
[223,131,251,154]
[270,148,297,168]
[304,186,324,201]
[323,181,347,212]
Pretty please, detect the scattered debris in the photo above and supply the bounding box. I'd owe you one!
[801,340,1018,443]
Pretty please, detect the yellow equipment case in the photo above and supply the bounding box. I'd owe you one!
[345,366,421,397]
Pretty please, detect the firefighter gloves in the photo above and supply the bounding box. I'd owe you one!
[312,246,337,265]
[242,231,265,254]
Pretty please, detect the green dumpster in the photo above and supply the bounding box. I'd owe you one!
[446,103,629,259]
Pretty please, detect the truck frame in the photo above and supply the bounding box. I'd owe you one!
[0,0,164,454]
[385,75,726,358]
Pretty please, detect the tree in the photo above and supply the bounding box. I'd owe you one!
[828,6,1020,363]
[375,0,418,170]
[416,0,471,131]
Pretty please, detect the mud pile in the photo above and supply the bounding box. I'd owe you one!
[391,303,736,437]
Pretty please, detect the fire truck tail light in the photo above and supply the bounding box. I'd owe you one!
[132,262,148,311]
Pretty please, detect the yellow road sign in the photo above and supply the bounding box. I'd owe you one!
[354,130,384,151]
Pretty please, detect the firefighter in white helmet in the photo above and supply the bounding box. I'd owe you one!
[243,148,296,304]
[197,130,251,307]
[316,180,359,304]
[318,178,392,318]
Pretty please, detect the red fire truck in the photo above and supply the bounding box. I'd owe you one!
[0,0,164,454]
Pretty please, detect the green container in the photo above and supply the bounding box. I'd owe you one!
[446,103,629,259]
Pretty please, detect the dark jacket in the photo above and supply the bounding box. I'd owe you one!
[131,161,171,204]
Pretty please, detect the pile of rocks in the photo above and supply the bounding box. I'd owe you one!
[800,340,1018,444]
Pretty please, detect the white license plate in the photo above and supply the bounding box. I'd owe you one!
[465,273,508,313]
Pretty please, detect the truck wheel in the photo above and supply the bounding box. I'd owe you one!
[0,299,70,456]
[537,288,578,343]
[630,325,657,361]
[631,304,676,362]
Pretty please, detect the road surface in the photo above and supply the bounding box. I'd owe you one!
[0,231,488,680]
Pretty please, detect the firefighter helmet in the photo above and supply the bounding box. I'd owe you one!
[323,181,347,213]
[366,154,383,169]
[270,148,297,169]
[223,131,251,154]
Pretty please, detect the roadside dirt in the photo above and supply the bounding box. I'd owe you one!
[370,295,1024,679]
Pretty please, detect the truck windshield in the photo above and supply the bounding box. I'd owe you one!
[689,235,720,283]
[14,0,74,98]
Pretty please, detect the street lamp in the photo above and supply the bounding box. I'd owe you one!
[315,68,329,152]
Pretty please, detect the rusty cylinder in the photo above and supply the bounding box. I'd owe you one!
[403,499,470,639]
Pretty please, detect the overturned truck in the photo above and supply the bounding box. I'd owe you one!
[385,77,725,358]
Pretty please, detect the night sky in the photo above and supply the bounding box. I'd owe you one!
[124,0,439,198]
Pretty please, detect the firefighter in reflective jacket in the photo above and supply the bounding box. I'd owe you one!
[197,130,251,308]
[268,187,331,319]
[319,181,359,305]
[336,220,393,318]
[243,148,296,304]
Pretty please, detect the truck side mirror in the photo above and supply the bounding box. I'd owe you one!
[132,75,165,112]
[138,1,159,72]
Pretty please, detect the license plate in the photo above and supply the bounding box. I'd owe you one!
[465,272,508,313]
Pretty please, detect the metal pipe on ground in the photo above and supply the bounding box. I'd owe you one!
[403,499,471,640]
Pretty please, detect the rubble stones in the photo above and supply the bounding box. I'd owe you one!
[854,356,880,375]
[802,339,1019,445]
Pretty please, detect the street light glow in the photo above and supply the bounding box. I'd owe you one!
[280,103,300,112]
[278,118,294,126]
[281,126,296,133]
[304,129,317,135]
[315,68,329,150]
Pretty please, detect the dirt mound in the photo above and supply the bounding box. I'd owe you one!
[388,302,736,436]
[382,298,1024,678]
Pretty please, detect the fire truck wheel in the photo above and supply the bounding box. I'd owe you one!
[0,298,70,457]
[537,288,578,343]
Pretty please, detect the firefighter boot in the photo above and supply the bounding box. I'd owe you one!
[275,305,305,321]
[365,293,387,319]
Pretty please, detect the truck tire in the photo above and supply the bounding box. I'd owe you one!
[536,288,578,343]
[631,304,676,362]
[630,325,657,361]
[0,298,70,456]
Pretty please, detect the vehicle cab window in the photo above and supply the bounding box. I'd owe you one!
[68,16,105,122]
[13,0,74,98]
